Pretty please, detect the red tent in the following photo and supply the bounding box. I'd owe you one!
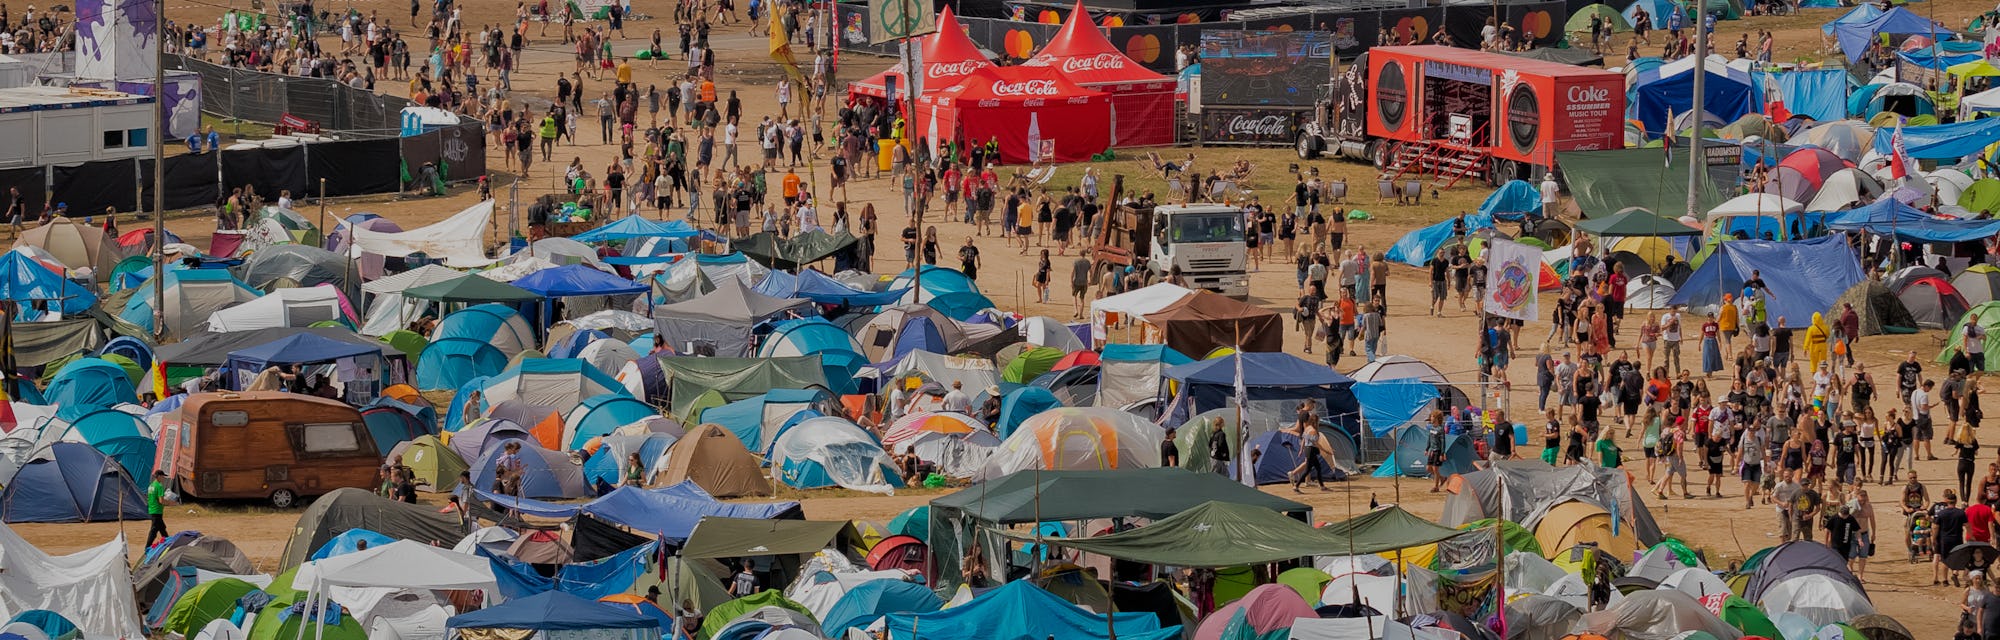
[850,6,994,99]
[916,66,1111,165]
[1020,1,1176,147]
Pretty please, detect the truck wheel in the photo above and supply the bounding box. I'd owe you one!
[269,489,297,509]
[1489,159,1516,187]
[1372,142,1399,171]
[1296,134,1320,160]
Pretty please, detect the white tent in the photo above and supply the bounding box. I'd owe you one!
[1759,574,1874,628]
[350,200,496,268]
[1625,275,1678,310]
[1708,193,1803,219]
[786,569,919,621]
[577,339,640,377]
[194,618,250,640]
[771,416,900,494]
[1348,355,1449,383]
[1017,316,1087,352]
[1626,544,1706,582]
[1802,168,1884,213]
[358,264,462,336]
[505,237,611,271]
[1659,567,1732,600]
[203,286,351,332]
[0,523,146,640]
[1965,85,2000,117]
[872,351,1001,402]
[1089,282,1193,343]
[479,256,558,282]
[294,540,499,627]
[974,407,1161,480]
[1572,590,1743,640]
[1289,618,1459,640]
[1930,169,1976,208]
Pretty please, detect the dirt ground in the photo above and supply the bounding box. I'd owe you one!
[13,0,1997,634]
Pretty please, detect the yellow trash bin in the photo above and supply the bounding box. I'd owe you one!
[877,140,897,172]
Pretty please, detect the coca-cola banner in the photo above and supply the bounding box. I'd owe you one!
[1198,107,1307,145]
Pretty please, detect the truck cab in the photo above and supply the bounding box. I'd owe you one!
[1147,204,1250,298]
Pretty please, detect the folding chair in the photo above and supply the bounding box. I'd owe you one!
[1401,181,1422,205]
[1328,179,1348,203]
[1377,180,1395,204]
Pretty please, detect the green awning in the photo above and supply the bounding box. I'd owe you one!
[1573,207,1704,237]
[733,230,859,270]
[678,517,860,559]
[1001,501,1335,568]
[1317,505,1469,555]
[1557,149,1730,220]
[404,273,543,303]
[930,468,1309,525]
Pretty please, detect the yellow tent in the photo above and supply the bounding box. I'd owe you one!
[1534,500,1643,561]
[1610,236,1682,268]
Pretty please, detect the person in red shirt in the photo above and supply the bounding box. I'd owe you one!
[1968,499,1995,545]
[1605,262,1629,333]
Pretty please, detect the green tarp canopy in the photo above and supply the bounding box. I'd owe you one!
[679,516,861,560]
[732,230,859,270]
[1556,149,1731,220]
[1573,207,1703,237]
[655,355,829,412]
[699,591,815,640]
[1317,505,1468,555]
[1000,501,1334,568]
[404,273,543,303]
[10,317,104,368]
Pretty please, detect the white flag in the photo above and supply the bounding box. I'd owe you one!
[1482,238,1541,321]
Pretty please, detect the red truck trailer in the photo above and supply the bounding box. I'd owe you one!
[1298,45,1624,189]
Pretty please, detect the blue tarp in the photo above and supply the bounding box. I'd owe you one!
[0,442,146,523]
[1821,4,1881,33]
[1775,70,1851,122]
[756,269,909,306]
[883,581,1178,640]
[554,541,658,599]
[821,579,942,633]
[1821,199,2000,242]
[1161,353,1360,431]
[1099,343,1194,366]
[570,215,698,242]
[1833,7,1948,62]
[1351,380,1442,436]
[1632,63,1757,138]
[1386,214,1495,266]
[582,485,801,541]
[514,264,649,297]
[1669,235,1864,326]
[448,590,661,630]
[0,251,95,314]
[1477,180,1543,220]
[45,358,139,421]
[310,529,396,560]
[1896,50,1981,70]
[1871,117,2000,160]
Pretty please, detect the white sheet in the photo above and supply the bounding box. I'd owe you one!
[0,523,145,640]
[350,201,496,268]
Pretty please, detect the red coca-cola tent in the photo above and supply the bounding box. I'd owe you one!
[916,66,1110,165]
[1020,1,1176,147]
[850,6,994,99]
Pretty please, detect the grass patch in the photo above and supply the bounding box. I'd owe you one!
[200,113,275,142]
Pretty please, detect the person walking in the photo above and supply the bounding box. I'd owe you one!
[145,470,170,546]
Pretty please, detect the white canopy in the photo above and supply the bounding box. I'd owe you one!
[1089,282,1194,343]
[0,524,145,640]
[294,539,498,591]
[350,200,496,268]
[203,286,350,332]
[1965,85,2000,116]
[1759,574,1874,628]
[362,264,464,295]
[1709,193,1803,218]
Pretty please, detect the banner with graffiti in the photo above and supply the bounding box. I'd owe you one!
[1483,238,1540,321]
[1435,569,1500,622]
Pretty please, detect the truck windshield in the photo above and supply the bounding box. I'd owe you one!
[1166,213,1246,244]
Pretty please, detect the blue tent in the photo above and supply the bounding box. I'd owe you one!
[883,580,1178,640]
[1821,4,1882,33]
[1100,343,1194,366]
[4,611,79,640]
[565,394,659,449]
[1161,353,1360,431]
[927,291,1000,321]
[1871,117,2000,160]
[97,336,153,371]
[1631,61,1756,138]
[996,386,1063,438]
[515,264,649,298]
[1823,199,2000,242]
[822,579,943,634]
[772,417,903,492]
[1350,380,1442,436]
[310,529,397,560]
[417,304,534,390]
[1669,235,1864,327]
[471,439,591,499]
[0,442,147,523]
[1833,7,1948,62]
[1386,214,1495,266]
[1775,69,1852,122]
[1372,425,1476,478]
[1897,49,1981,71]
[1477,180,1543,220]
[757,318,867,395]
[892,265,981,305]
[66,408,155,481]
[361,398,437,455]
[0,251,95,314]
[449,590,662,632]
[582,432,678,487]
[570,215,698,242]
[223,332,390,390]
[547,329,610,359]
[1244,430,1343,485]
[887,505,929,541]
[701,389,833,452]
[45,358,139,421]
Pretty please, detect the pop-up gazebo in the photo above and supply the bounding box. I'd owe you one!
[916,66,1111,164]
[850,6,993,99]
[1021,1,1176,147]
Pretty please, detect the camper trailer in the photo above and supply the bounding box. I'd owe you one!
[155,392,381,508]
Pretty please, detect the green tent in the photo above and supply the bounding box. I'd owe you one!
[1565,3,1631,33]
[1558,149,1729,219]
[887,505,930,542]
[632,556,734,613]
[404,273,543,303]
[1005,501,1346,568]
[1720,595,1782,639]
[1963,179,2000,214]
[1002,346,1064,383]
[253,207,323,246]
[679,517,861,560]
[1317,505,1469,554]
[732,230,860,270]
[247,601,367,640]
[1460,518,1542,556]
[1173,410,1245,474]
[164,577,260,637]
[1276,567,1332,605]
[1938,301,2000,371]
[99,353,143,384]
[679,388,728,423]
[699,590,816,640]
[397,435,468,492]
[656,356,828,412]
[1718,113,1787,143]
[110,255,152,292]
[1573,207,1703,236]
[379,329,429,360]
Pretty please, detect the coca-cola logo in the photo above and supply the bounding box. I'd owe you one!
[991,79,1059,96]
[927,61,984,78]
[1226,115,1288,136]
[1060,53,1126,73]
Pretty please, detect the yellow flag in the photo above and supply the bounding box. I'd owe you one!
[770,15,807,86]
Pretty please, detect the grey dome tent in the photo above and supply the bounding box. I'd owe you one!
[0,442,147,524]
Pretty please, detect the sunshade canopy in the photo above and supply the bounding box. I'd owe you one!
[514,263,649,297]
[1575,208,1703,236]
[405,272,543,302]
[930,468,1306,524]
[678,516,859,559]
[1006,501,1339,567]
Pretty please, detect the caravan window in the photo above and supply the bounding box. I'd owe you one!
[294,422,368,457]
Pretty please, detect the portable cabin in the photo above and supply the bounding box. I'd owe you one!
[154,391,379,508]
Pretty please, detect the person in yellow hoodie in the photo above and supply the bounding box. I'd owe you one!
[1806,312,1831,373]
[1718,292,1740,351]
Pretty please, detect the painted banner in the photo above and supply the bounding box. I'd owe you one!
[1483,238,1540,321]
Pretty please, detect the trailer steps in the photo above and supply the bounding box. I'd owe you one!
[1379,140,1491,190]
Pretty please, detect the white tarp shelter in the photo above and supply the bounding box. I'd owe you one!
[359,264,464,336]
[1708,193,1804,219]
[350,201,496,268]
[1089,283,1193,344]
[203,286,351,332]
[0,523,146,640]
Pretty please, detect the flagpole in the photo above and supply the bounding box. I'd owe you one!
[1232,320,1244,484]
[1685,4,1707,219]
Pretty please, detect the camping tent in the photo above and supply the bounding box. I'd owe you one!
[1831,7,1947,62]
[17,217,121,280]
[659,423,769,498]
[234,244,354,295]
[223,332,391,391]
[1373,424,1474,478]
[1145,290,1284,356]
[582,432,677,488]
[278,487,465,568]
[700,388,838,453]
[975,407,1163,480]
[447,590,661,635]
[44,357,139,421]
[416,303,537,390]
[1759,574,1873,627]
[470,438,589,498]
[387,435,467,492]
[653,279,812,358]
[1744,540,1866,601]
[0,250,95,314]
[819,579,942,634]
[0,442,147,523]
[915,65,1112,164]
[757,318,867,395]
[882,581,1178,640]
[1439,461,1664,547]
[1019,1,1175,147]
[62,408,156,480]
[122,269,262,339]
[1094,343,1192,411]
[204,286,356,332]
[1626,274,1678,310]
[1534,499,1645,561]
[0,522,146,639]
[480,358,626,415]
[1955,264,2000,306]
[562,394,659,450]
[1571,590,1743,640]
[1630,55,1756,138]
[1669,236,1864,326]
[1160,353,1359,431]
[771,416,903,494]
[1244,429,1351,484]
[1895,274,1970,329]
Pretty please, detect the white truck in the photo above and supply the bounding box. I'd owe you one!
[1091,178,1250,299]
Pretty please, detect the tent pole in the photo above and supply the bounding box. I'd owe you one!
[1686,7,1707,220]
